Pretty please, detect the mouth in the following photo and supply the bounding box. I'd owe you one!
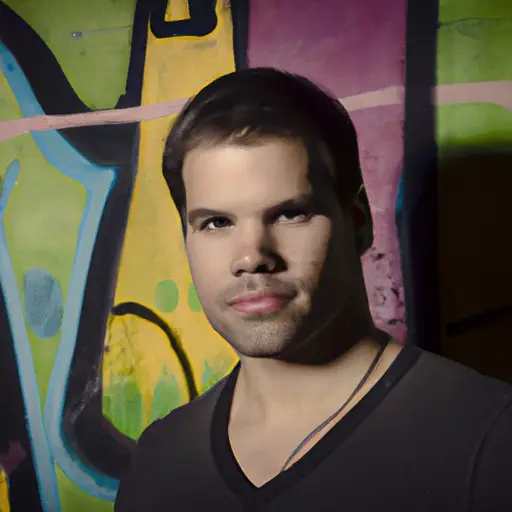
[230,291,294,315]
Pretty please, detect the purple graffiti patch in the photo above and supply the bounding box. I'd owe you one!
[0,441,26,475]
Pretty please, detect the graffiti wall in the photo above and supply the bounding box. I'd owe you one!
[4,0,508,510]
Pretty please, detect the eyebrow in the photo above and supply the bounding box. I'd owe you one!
[187,208,231,226]
[187,193,316,226]
[269,193,315,212]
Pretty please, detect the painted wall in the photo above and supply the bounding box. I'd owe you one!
[3,0,509,510]
[0,1,407,510]
[436,0,512,380]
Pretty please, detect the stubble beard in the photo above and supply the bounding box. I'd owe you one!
[206,302,308,359]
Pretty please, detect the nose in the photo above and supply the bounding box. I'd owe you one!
[230,223,281,276]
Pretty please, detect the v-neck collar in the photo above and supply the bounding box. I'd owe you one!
[211,344,421,509]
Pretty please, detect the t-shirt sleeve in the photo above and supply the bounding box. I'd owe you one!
[114,420,163,512]
[471,400,512,511]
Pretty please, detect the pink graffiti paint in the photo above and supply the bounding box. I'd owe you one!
[248,0,408,339]
[0,441,26,475]
[0,98,188,143]
[436,81,512,110]
[1,82,511,143]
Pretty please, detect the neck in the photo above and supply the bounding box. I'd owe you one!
[232,312,389,422]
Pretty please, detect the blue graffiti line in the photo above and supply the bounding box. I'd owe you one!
[0,160,61,512]
[1,42,120,502]
[395,172,404,216]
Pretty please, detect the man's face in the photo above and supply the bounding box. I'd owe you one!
[183,138,359,359]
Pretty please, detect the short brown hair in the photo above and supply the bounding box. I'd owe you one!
[163,68,364,233]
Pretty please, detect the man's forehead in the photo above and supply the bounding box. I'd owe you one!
[184,140,309,189]
[183,137,307,166]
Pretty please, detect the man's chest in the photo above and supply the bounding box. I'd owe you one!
[139,442,469,512]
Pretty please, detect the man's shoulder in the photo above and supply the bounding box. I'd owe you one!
[137,371,230,448]
[387,347,512,509]
[114,373,234,509]
[411,347,512,412]
[421,353,512,509]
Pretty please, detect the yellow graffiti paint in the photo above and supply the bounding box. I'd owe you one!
[0,466,10,512]
[55,465,111,512]
[0,66,22,124]
[104,0,237,436]
[165,0,190,22]
[102,311,192,436]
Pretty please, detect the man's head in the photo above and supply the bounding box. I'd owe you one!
[163,68,372,361]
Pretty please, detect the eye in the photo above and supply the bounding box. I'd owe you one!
[275,209,311,224]
[200,216,232,231]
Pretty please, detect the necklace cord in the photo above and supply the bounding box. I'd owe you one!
[279,341,389,472]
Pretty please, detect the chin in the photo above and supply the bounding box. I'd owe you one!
[206,311,305,359]
[223,330,297,360]
[224,336,288,359]
[233,344,290,360]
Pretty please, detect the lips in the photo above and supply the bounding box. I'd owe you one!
[231,292,291,315]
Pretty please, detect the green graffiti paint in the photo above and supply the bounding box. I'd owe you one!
[188,284,202,312]
[150,370,185,421]
[155,280,179,312]
[103,376,143,440]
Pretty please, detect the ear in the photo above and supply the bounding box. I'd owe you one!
[352,185,373,256]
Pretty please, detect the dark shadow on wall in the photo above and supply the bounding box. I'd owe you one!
[62,129,140,481]
[402,0,512,381]
[401,0,440,352]
[0,292,42,510]
[438,147,512,384]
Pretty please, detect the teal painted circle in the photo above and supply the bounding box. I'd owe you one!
[155,280,179,312]
[188,284,202,312]
[23,268,63,338]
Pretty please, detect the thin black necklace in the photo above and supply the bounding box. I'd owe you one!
[279,341,388,472]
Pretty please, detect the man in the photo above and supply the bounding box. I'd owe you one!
[115,68,512,511]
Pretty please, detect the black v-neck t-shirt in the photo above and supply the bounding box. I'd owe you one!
[115,346,512,511]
